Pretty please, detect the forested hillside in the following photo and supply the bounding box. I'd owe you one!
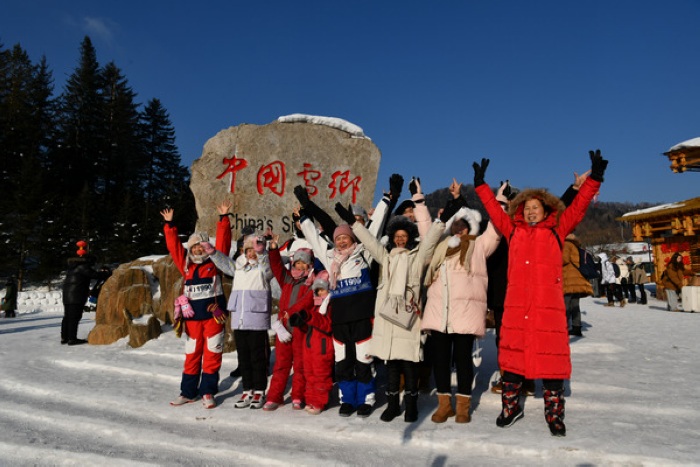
[0,36,195,284]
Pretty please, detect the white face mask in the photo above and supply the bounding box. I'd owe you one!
[188,252,209,264]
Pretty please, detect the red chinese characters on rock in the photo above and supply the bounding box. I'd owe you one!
[297,163,322,197]
[218,156,363,202]
[216,155,249,193]
[257,161,286,197]
[328,170,361,204]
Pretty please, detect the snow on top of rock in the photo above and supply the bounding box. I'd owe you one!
[278,114,368,139]
[667,137,700,152]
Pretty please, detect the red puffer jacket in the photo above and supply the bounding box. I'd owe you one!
[476,177,600,379]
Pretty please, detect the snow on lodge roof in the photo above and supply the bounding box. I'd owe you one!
[619,197,700,222]
[666,137,700,153]
[663,137,700,172]
[277,114,369,140]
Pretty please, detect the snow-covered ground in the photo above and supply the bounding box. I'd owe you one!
[1,289,698,466]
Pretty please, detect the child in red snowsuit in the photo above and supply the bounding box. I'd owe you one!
[161,203,232,409]
[264,244,316,410]
[289,270,335,414]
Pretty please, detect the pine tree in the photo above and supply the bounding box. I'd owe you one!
[140,98,195,250]
[0,43,55,282]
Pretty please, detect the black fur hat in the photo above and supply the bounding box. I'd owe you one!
[394,199,416,216]
[386,216,419,251]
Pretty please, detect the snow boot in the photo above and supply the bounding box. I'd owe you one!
[455,394,471,423]
[496,381,524,428]
[431,393,455,423]
[569,326,583,337]
[380,392,401,422]
[543,388,566,437]
[404,391,418,423]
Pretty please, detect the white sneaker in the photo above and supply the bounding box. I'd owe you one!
[249,391,266,409]
[202,394,216,409]
[234,391,253,408]
[170,395,195,406]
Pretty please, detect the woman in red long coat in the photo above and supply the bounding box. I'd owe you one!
[473,150,608,437]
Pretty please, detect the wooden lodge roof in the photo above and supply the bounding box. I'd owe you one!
[619,197,700,222]
[664,137,700,173]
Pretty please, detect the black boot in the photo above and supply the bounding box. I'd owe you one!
[380,392,401,422]
[381,361,402,422]
[568,326,582,337]
[543,388,566,437]
[496,381,524,428]
[404,392,418,423]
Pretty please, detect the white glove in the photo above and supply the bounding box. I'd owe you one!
[273,320,292,343]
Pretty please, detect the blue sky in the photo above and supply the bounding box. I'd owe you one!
[2,1,699,205]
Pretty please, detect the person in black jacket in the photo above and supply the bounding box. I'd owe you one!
[62,256,111,345]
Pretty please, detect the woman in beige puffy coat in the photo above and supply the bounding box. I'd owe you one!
[352,215,443,423]
[421,205,501,424]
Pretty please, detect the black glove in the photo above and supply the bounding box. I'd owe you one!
[408,177,421,196]
[335,203,356,225]
[294,185,311,208]
[389,174,404,200]
[289,310,309,327]
[439,197,466,223]
[473,158,490,187]
[589,149,608,182]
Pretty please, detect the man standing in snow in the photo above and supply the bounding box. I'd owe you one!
[61,253,111,345]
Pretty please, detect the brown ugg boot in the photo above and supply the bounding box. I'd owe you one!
[431,393,455,423]
[455,394,471,423]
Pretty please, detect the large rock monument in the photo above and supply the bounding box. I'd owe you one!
[191,114,382,242]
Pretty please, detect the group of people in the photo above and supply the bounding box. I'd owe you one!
[597,253,649,308]
[162,150,609,438]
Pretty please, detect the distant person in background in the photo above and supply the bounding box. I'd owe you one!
[629,258,649,305]
[618,257,630,301]
[599,253,625,307]
[562,234,593,337]
[62,255,111,345]
[662,253,688,312]
[623,257,637,303]
[2,276,18,318]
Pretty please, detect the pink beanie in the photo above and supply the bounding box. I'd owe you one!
[333,224,356,243]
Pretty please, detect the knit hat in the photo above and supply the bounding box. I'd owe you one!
[292,248,314,266]
[394,199,416,216]
[187,232,209,249]
[312,270,330,291]
[333,224,356,243]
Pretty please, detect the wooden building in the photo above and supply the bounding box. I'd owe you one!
[663,137,700,173]
[618,198,700,295]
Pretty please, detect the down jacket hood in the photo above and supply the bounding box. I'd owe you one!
[508,188,566,224]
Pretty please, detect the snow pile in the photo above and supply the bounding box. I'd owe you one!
[14,289,64,314]
[278,113,368,139]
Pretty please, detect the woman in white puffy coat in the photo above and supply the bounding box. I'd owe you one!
[353,215,443,423]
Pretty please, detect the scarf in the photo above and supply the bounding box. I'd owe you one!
[424,234,476,287]
[329,244,357,289]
